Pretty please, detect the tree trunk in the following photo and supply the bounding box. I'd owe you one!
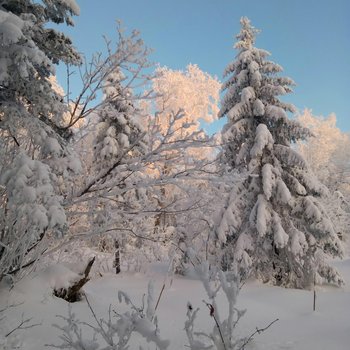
[54,256,95,302]
[114,239,121,274]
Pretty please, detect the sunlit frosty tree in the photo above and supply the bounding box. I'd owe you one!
[153,64,220,135]
[297,110,350,250]
[297,109,350,192]
[216,17,343,288]
[148,65,223,272]
[60,33,218,273]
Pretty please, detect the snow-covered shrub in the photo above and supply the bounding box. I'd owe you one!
[51,281,170,350]
[52,261,250,350]
[185,259,278,350]
[185,260,247,349]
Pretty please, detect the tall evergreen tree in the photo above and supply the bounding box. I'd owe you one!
[217,17,343,288]
[0,0,81,279]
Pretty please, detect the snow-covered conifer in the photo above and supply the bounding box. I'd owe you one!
[0,0,80,279]
[217,17,343,288]
[94,69,147,170]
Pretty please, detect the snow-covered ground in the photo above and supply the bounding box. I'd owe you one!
[1,259,350,349]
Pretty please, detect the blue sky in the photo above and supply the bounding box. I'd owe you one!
[57,0,350,133]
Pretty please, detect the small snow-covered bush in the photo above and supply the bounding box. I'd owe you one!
[185,259,278,350]
[52,257,277,350]
[51,281,170,350]
[185,261,247,350]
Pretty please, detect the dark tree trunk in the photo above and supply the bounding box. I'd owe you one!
[114,239,121,274]
[54,257,95,302]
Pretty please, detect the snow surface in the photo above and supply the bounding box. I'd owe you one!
[1,259,350,349]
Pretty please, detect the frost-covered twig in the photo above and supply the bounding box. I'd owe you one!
[5,314,41,338]
[52,282,170,349]
[63,22,155,130]
[202,300,226,350]
[237,318,279,350]
[1,303,40,350]
[153,256,174,317]
[185,260,277,350]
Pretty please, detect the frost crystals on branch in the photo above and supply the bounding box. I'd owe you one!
[185,260,278,349]
[51,281,170,350]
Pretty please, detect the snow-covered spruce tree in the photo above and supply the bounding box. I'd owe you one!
[0,0,81,280]
[217,17,343,288]
[94,69,147,171]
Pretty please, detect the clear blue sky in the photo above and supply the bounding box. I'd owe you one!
[57,0,350,133]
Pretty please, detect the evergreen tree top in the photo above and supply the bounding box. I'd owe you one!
[219,16,308,149]
[234,16,260,51]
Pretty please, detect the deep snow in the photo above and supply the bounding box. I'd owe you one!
[1,259,350,349]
